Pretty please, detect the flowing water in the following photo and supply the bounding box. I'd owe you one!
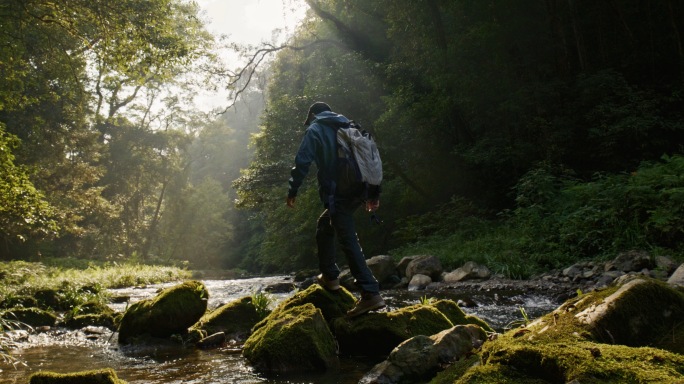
[1,276,561,384]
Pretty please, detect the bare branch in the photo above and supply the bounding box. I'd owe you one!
[218,39,342,114]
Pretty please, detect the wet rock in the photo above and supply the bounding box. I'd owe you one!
[64,313,116,330]
[242,303,337,373]
[263,282,296,293]
[117,280,208,344]
[396,256,418,278]
[562,264,582,278]
[109,295,130,304]
[332,300,491,356]
[405,255,443,281]
[440,277,684,383]
[0,307,56,327]
[28,368,126,384]
[656,256,678,275]
[0,295,38,309]
[192,296,266,340]
[366,255,399,287]
[575,278,684,348]
[333,304,452,356]
[408,274,432,291]
[253,285,355,331]
[197,332,226,349]
[360,324,487,384]
[444,261,491,283]
[604,250,654,273]
[432,299,493,333]
[667,263,684,287]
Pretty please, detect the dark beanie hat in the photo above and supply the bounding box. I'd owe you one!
[303,101,331,126]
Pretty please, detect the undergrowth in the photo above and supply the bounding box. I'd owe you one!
[391,155,684,278]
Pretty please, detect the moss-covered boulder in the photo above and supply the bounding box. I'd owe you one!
[242,303,338,373]
[33,289,63,310]
[333,300,491,356]
[191,296,265,340]
[432,299,494,333]
[1,295,38,309]
[362,324,488,384]
[574,278,684,348]
[433,277,684,383]
[333,304,451,356]
[29,368,126,384]
[1,307,57,327]
[252,284,355,332]
[64,313,116,329]
[117,280,208,344]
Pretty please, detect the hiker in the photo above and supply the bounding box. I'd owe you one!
[286,101,385,317]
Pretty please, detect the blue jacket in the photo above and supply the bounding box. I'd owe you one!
[288,111,349,204]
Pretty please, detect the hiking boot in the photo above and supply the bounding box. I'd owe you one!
[346,293,385,318]
[316,273,341,291]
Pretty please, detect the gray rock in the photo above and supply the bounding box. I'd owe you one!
[367,255,399,286]
[397,256,419,278]
[605,250,653,273]
[408,274,432,291]
[656,256,678,275]
[359,324,487,384]
[197,332,226,348]
[405,255,443,281]
[563,264,582,278]
[667,264,684,287]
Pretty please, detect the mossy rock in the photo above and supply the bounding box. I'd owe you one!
[117,280,208,344]
[33,289,63,310]
[574,278,684,348]
[76,300,115,316]
[431,299,494,333]
[243,303,338,373]
[457,340,684,383]
[192,296,265,339]
[29,368,126,384]
[332,303,455,356]
[1,307,56,327]
[439,277,684,383]
[1,295,38,309]
[252,284,355,332]
[64,313,116,330]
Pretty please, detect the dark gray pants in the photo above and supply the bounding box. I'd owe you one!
[316,201,379,294]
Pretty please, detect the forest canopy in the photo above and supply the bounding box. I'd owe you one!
[1,0,683,276]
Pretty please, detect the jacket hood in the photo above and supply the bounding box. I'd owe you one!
[311,111,350,127]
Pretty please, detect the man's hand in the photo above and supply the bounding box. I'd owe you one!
[286,196,296,208]
[366,199,380,212]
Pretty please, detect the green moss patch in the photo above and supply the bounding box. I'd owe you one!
[117,280,208,344]
[243,303,337,373]
[1,307,56,327]
[469,341,684,383]
[192,296,265,338]
[440,278,684,383]
[333,303,454,356]
[29,368,126,384]
[1,295,38,309]
[252,284,355,332]
[64,313,115,329]
[432,299,494,333]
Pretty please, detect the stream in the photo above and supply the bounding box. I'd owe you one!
[1,275,562,384]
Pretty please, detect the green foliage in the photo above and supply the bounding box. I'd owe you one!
[513,155,684,260]
[251,290,273,318]
[0,125,58,247]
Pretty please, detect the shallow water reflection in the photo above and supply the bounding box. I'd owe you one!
[2,276,561,384]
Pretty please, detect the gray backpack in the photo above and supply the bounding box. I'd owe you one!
[334,121,382,198]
